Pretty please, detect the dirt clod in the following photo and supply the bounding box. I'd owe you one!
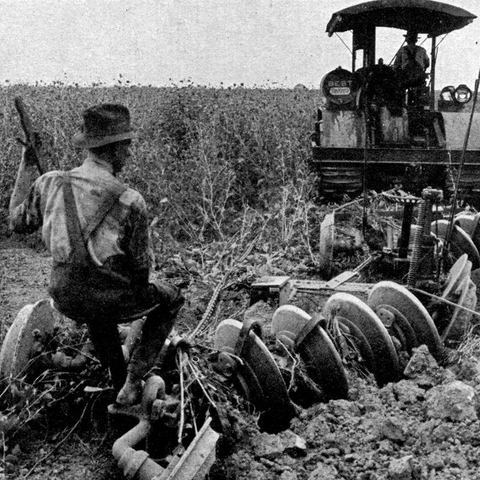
[3,243,480,479]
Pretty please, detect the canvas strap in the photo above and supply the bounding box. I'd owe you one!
[62,172,126,261]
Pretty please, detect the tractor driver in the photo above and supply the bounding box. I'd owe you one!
[9,104,184,407]
[394,30,430,90]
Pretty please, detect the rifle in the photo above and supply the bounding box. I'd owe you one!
[14,96,45,174]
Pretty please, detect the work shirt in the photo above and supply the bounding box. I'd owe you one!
[394,45,430,71]
[10,156,151,287]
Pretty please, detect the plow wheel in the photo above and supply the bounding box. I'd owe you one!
[368,281,443,361]
[442,254,472,300]
[272,305,349,401]
[454,212,480,237]
[322,293,401,386]
[434,254,477,343]
[431,219,480,269]
[468,213,480,254]
[214,319,295,433]
[372,304,418,356]
[441,276,478,344]
[0,299,56,380]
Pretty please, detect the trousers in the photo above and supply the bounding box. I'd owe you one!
[81,281,184,392]
[54,174,185,391]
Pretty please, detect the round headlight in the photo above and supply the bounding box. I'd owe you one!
[454,84,472,104]
[440,86,455,102]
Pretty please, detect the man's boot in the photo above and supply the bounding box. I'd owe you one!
[115,310,177,406]
[116,283,184,406]
[87,320,127,393]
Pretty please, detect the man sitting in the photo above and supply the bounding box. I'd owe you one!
[9,104,184,406]
[394,30,430,104]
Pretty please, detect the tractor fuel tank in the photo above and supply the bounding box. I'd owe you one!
[322,110,366,148]
[378,106,409,145]
[442,112,480,150]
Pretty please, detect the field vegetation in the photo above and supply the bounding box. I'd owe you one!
[0,82,325,266]
[0,83,334,475]
[3,85,480,479]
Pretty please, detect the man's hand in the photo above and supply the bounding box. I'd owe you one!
[22,143,40,169]
[15,97,45,174]
[9,143,42,215]
[155,281,185,316]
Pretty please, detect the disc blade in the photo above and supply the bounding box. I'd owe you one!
[272,305,349,400]
[214,319,294,431]
[0,299,56,380]
[368,281,443,360]
[323,293,401,386]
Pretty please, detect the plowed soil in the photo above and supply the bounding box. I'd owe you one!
[2,240,480,480]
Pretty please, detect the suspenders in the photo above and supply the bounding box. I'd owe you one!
[62,172,126,263]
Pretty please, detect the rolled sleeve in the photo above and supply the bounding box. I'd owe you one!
[10,182,43,234]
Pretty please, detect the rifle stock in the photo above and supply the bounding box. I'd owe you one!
[14,96,45,174]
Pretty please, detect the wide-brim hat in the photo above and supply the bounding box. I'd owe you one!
[404,31,419,40]
[72,103,137,149]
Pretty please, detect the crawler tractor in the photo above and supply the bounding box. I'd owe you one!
[311,0,480,203]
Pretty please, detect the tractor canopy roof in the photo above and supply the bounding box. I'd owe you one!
[327,0,476,37]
